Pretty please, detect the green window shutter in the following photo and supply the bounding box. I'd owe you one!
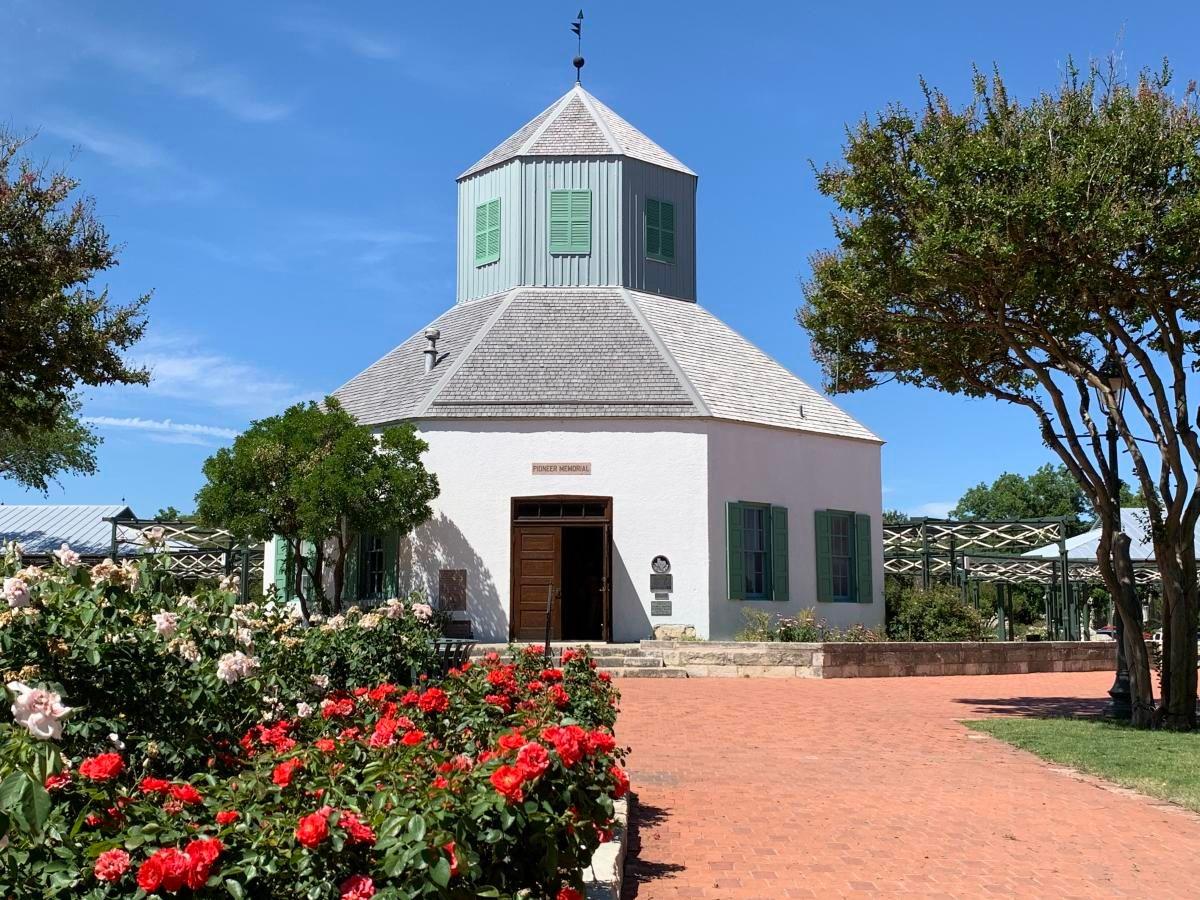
[272,536,289,596]
[814,510,833,603]
[726,501,746,600]
[854,513,873,603]
[382,531,398,598]
[646,198,675,262]
[645,198,661,257]
[770,506,789,602]
[550,190,591,254]
[344,534,360,603]
[474,199,500,266]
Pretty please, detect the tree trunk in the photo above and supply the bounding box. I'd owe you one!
[290,539,309,623]
[1111,533,1156,728]
[314,541,329,616]
[1158,544,1198,730]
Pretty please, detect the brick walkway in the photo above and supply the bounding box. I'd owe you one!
[615,672,1200,899]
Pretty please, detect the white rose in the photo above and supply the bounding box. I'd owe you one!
[53,543,81,568]
[7,681,71,741]
[311,674,329,690]
[215,651,259,684]
[296,702,313,718]
[382,598,405,619]
[411,602,434,623]
[152,610,179,639]
[3,578,30,609]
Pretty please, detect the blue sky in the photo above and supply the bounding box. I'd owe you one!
[2,0,1197,517]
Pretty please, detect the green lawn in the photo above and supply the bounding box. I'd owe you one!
[966,717,1200,813]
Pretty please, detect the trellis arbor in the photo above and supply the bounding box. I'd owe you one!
[882,518,1157,641]
[104,513,263,603]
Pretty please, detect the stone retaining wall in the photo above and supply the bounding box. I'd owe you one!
[638,640,1116,678]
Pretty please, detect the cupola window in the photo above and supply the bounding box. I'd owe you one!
[549,190,592,254]
[645,198,675,263]
[474,198,501,267]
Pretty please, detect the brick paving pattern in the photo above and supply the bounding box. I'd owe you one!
[615,672,1200,898]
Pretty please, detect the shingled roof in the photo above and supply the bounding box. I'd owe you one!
[459,85,695,180]
[331,289,880,443]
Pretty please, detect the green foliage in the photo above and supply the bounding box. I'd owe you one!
[0,395,98,492]
[0,132,148,451]
[952,464,1091,535]
[882,509,911,524]
[886,583,990,642]
[735,607,885,643]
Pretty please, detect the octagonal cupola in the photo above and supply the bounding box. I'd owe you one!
[455,84,697,303]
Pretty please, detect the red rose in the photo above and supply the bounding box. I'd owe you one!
[94,848,130,882]
[542,726,585,767]
[321,696,355,719]
[490,765,526,803]
[557,888,583,900]
[417,687,450,714]
[610,765,630,799]
[497,732,525,752]
[315,737,337,753]
[79,753,124,782]
[44,771,70,791]
[136,854,164,892]
[168,783,203,805]
[339,874,376,899]
[143,847,190,893]
[272,758,303,787]
[484,693,512,711]
[184,837,223,889]
[370,717,399,749]
[216,810,239,826]
[138,776,171,794]
[444,841,459,877]
[540,667,564,681]
[516,742,551,780]
[547,684,570,708]
[401,729,425,746]
[338,810,377,846]
[586,730,617,755]
[296,808,331,849]
[431,775,449,789]
[367,683,397,704]
[400,689,420,706]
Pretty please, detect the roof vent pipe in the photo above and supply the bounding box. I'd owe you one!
[423,328,440,374]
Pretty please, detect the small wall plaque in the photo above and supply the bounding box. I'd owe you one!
[532,462,592,475]
[438,569,467,612]
[651,597,672,617]
[650,573,673,593]
[651,555,671,574]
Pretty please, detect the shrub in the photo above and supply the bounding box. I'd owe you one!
[735,607,885,643]
[2,647,624,898]
[886,583,990,642]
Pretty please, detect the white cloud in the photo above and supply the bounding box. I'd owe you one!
[278,12,400,60]
[69,22,292,123]
[41,115,171,170]
[911,501,955,519]
[85,416,239,446]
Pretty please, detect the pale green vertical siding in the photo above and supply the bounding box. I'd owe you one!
[622,160,697,301]
[521,157,622,288]
[456,161,522,302]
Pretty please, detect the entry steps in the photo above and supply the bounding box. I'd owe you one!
[469,642,686,678]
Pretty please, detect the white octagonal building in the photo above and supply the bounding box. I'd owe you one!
[280,82,884,642]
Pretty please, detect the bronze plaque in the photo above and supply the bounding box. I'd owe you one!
[439,568,467,611]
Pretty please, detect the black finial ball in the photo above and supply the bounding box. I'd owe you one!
[573,55,585,72]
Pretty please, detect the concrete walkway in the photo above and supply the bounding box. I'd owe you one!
[616,672,1200,898]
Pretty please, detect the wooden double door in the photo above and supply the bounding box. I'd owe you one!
[511,497,612,642]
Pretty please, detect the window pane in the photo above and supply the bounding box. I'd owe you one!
[829,513,854,600]
[742,507,767,597]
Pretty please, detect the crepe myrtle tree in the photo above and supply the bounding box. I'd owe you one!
[196,398,438,618]
[801,60,1200,729]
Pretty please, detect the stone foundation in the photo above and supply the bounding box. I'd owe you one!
[638,640,1116,678]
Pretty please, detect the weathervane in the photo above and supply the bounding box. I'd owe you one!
[571,9,584,83]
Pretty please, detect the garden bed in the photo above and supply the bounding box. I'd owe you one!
[1,542,627,898]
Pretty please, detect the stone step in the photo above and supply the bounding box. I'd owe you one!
[591,655,661,668]
[603,667,689,678]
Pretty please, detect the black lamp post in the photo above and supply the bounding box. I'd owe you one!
[1097,352,1131,719]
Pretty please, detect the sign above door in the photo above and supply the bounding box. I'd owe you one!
[531,462,592,475]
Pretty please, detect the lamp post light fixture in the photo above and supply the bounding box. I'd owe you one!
[1096,351,1132,719]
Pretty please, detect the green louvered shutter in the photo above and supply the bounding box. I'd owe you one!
[272,536,289,597]
[770,506,789,601]
[550,190,591,254]
[344,534,360,604]
[659,200,675,260]
[814,511,833,603]
[383,531,398,598]
[854,513,873,603]
[645,198,661,257]
[726,501,746,600]
[474,199,500,266]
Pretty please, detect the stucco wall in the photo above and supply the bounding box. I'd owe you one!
[400,419,711,642]
[705,420,884,639]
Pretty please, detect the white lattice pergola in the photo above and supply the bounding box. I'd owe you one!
[105,516,264,598]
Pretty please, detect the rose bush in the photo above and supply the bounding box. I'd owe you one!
[1,544,626,898]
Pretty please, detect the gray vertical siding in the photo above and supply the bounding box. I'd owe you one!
[520,157,622,288]
[456,156,695,302]
[622,160,697,301]
[456,162,522,302]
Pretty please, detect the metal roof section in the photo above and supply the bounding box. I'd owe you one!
[0,504,134,557]
[459,85,695,179]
